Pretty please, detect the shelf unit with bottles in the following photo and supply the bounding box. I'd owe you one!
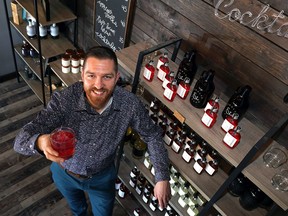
[5,0,77,105]
[116,40,288,216]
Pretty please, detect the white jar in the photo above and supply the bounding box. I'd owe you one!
[71,65,80,74]
[61,54,70,67]
[62,65,70,74]
[71,55,80,67]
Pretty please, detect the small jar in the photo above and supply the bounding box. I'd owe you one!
[194,148,207,162]
[118,183,126,198]
[21,40,30,57]
[142,191,151,203]
[163,129,176,146]
[205,159,219,176]
[193,158,207,174]
[129,176,137,188]
[135,182,144,195]
[115,177,121,190]
[178,182,189,196]
[71,65,80,74]
[71,54,80,67]
[143,156,152,170]
[171,182,180,196]
[65,49,75,58]
[171,137,184,154]
[62,65,70,74]
[61,54,71,67]
[149,196,158,211]
[130,166,140,178]
[182,148,195,163]
[79,53,85,66]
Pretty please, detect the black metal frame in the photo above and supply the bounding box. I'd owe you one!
[199,113,288,216]
[115,37,183,173]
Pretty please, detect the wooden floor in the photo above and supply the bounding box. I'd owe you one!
[0,78,127,216]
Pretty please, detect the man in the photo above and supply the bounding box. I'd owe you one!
[14,46,171,216]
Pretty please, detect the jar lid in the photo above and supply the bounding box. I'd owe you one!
[62,54,70,60]
[72,54,80,60]
[66,49,75,56]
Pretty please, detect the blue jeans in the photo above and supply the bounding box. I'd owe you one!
[50,162,116,216]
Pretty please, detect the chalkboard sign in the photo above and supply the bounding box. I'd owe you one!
[93,0,135,52]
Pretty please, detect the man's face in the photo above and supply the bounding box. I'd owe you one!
[81,57,120,112]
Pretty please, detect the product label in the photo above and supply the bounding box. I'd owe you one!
[133,210,140,216]
[204,102,212,112]
[221,119,234,132]
[205,163,215,176]
[157,68,166,81]
[182,150,192,163]
[129,179,136,188]
[162,79,169,89]
[176,85,186,98]
[151,166,155,176]
[171,141,180,153]
[178,197,187,208]
[164,88,174,100]
[201,112,213,127]
[136,186,142,195]
[143,68,152,80]
[157,59,164,69]
[223,133,237,147]
[163,134,172,145]
[118,189,125,198]
[144,158,151,169]
[194,152,201,161]
[142,195,149,203]
[193,161,204,174]
[149,203,156,211]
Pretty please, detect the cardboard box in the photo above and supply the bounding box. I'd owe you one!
[12,11,23,25]
[11,1,22,15]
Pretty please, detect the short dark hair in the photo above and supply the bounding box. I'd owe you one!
[83,46,118,72]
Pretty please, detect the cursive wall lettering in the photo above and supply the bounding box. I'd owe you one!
[214,0,288,38]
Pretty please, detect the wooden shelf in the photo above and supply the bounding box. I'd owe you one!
[115,41,286,213]
[49,59,81,87]
[18,71,48,104]
[118,160,166,216]
[14,44,43,80]
[16,0,76,26]
[10,18,75,59]
[115,190,150,216]
[123,145,266,216]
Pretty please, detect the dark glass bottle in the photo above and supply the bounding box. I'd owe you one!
[21,40,30,57]
[132,138,147,159]
[190,70,215,108]
[175,50,197,85]
[239,185,266,211]
[228,173,250,197]
[222,85,252,120]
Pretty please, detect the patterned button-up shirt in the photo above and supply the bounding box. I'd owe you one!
[14,82,170,182]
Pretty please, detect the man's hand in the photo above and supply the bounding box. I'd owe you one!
[153,180,171,209]
[37,134,65,163]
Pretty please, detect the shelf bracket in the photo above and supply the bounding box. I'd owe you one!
[131,38,182,94]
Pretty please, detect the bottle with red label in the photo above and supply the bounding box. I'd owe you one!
[221,113,239,133]
[163,79,178,102]
[177,77,191,99]
[162,71,175,89]
[204,96,220,112]
[143,60,155,81]
[201,107,218,128]
[223,126,242,149]
[157,62,170,81]
[157,52,169,70]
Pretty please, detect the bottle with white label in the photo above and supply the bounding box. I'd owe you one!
[164,79,178,102]
[118,183,127,198]
[171,182,180,196]
[221,113,239,133]
[157,62,170,81]
[163,129,176,146]
[162,71,175,89]
[157,52,169,70]
[223,126,242,149]
[177,77,191,99]
[193,158,207,174]
[149,196,158,211]
[178,182,189,196]
[204,96,220,112]
[26,19,36,39]
[201,107,218,128]
[143,60,155,82]
[205,159,219,176]
[178,194,189,208]
[171,136,184,154]
[182,147,195,163]
[50,23,59,39]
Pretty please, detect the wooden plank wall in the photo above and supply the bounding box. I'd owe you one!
[71,0,288,145]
